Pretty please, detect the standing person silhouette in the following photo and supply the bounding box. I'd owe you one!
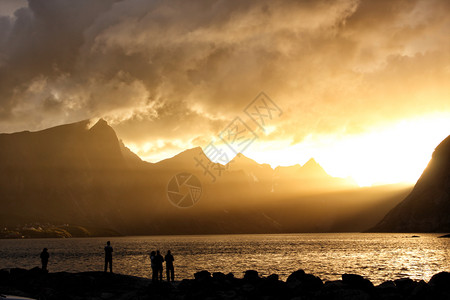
[104,241,113,273]
[165,250,175,282]
[150,251,157,282]
[155,250,164,281]
[40,248,49,272]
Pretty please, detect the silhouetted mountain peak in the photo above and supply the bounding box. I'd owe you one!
[433,134,450,159]
[302,158,329,178]
[230,153,258,166]
[83,118,126,166]
[228,153,273,174]
[0,119,408,235]
[177,147,206,160]
[154,146,212,171]
[89,118,113,134]
[304,158,318,165]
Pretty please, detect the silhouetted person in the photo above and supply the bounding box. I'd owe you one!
[165,250,174,282]
[40,248,49,272]
[155,250,164,281]
[150,251,157,282]
[104,241,113,273]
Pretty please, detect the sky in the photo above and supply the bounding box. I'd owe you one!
[0,0,449,186]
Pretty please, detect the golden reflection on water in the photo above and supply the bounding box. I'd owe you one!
[0,233,449,284]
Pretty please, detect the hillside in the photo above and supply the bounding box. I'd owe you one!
[371,135,450,232]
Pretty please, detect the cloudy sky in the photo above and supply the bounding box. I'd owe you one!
[1,0,449,186]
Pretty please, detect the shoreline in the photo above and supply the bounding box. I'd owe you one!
[1,268,449,300]
[2,232,449,240]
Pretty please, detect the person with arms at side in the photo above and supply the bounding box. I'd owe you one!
[40,248,49,272]
[165,250,175,282]
[104,241,113,273]
[155,250,164,282]
[150,251,157,282]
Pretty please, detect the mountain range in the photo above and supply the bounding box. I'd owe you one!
[0,119,427,237]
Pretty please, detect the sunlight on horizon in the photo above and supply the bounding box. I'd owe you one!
[315,114,450,186]
[127,113,450,187]
[247,113,450,187]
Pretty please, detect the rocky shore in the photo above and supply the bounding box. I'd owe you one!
[1,267,449,300]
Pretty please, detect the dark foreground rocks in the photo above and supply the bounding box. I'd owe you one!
[1,268,449,300]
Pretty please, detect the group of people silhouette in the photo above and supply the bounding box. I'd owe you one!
[39,241,175,282]
[149,249,175,282]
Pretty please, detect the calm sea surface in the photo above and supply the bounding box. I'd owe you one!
[0,233,449,284]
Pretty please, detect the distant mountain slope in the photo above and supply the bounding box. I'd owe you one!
[371,135,450,232]
[273,158,357,193]
[0,119,413,236]
[0,119,143,231]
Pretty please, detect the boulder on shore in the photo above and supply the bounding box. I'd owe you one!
[1,267,450,300]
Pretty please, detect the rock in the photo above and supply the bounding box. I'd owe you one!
[342,274,374,291]
[324,280,345,291]
[177,278,193,291]
[37,287,63,300]
[146,281,174,297]
[394,278,417,295]
[261,275,289,299]
[28,266,47,277]
[10,268,28,278]
[243,270,259,281]
[0,268,10,282]
[429,271,450,290]
[241,283,256,293]
[303,273,323,291]
[212,272,227,281]
[374,280,402,299]
[287,269,322,293]
[376,280,397,292]
[1,267,448,300]
[100,292,115,299]
[411,280,430,298]
[217,289,238,299]
[266,274,279,282]
[193,270,211,281]
[327,288,370,300]
[286,269,306,283]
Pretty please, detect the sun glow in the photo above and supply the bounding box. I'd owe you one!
[316,114,450,186]
[126,113,449,188]
[246,113,450,187]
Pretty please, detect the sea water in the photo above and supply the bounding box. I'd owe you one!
[0,233,449,284]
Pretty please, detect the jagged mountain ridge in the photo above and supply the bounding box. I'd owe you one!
[226,154,357,193]
[0,119,411,236]
[0,119,142,231]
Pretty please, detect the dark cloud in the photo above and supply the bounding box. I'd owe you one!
[0,0,449,160]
